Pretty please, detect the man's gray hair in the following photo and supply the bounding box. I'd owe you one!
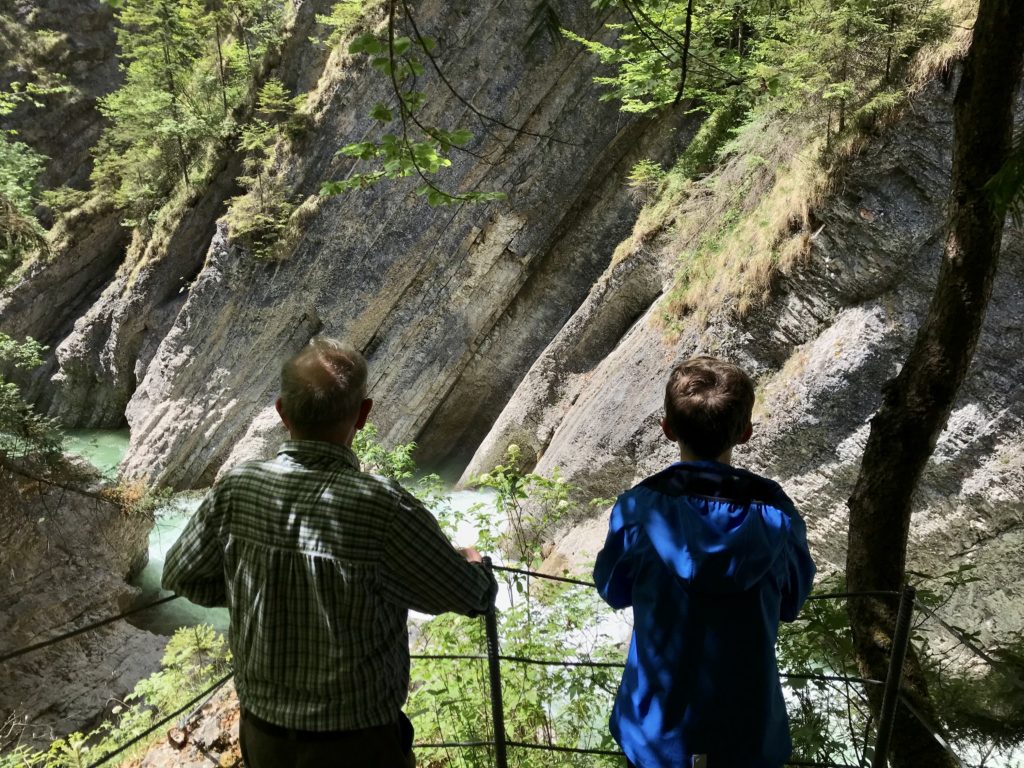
[280,337,368,433]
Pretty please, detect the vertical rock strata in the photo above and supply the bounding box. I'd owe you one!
[0,0,128,383]
[115,0,694,487]
[478,81,1024,642]
[12,0,336,429]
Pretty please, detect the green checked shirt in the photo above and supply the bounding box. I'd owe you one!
[162,439,496,731]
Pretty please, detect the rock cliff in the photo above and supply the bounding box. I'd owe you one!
[0,459,165,750]
[1,0,1022,660]
[103,0,695,488]
[471,79,1024,644]
[0,0,129,382]
[0,0,121,193]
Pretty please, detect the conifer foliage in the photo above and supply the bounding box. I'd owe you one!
[0,84,50,282]
[566,0,946,140]
[93,0,286,228]
[224,78,305,257]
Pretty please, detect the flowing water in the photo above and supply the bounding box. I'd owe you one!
[62,430,229,634]
[63,429,130,480]
[62,431,501,633]
[126,494,231,635]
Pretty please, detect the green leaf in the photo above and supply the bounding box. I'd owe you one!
[339,141,377,160]
[402,91,426,111]
[320,180,346,195]
[369,102,393,122]
[371,56,393,74]
[392,36,412,56]
[348,33,384,55]
[448,128,473,146]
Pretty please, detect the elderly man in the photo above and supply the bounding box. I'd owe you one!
[163,337,495,768]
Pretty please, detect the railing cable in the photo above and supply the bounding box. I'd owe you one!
[896,692,966,768]
[2,561,967,767]
[806,590,900,601]
[413,740,862,767]
[491,564,594,588]
[412,652,623,668]
[505,740,623,756]
[0,594,182,664]
[86,671,233,768]
[782,672,884,687]
[412,652,885,686]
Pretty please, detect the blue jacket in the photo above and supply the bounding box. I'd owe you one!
[594,461,816,768]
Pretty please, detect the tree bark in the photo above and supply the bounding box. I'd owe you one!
[845,1,1024,766]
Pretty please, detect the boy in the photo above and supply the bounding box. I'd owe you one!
[594,357,816,768]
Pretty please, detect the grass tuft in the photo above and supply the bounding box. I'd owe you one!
[909,0,978,90]
[655,109,829,332]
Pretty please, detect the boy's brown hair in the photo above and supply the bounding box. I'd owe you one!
[664,357,755,459]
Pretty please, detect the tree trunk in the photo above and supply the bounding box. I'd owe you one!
[215,19,229,115]
[845,1,1024,766]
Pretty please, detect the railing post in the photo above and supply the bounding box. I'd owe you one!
[871,584,916,768]
[483,557,508,768]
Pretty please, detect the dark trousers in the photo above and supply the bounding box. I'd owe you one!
[239,709,415,768]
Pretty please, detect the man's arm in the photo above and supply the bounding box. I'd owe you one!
[378,488,497,616]
[593,495,640,610]
[162,487,228,607]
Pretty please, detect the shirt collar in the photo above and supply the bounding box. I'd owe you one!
[278,439,361,471]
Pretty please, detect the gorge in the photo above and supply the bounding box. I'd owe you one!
[1,0,1022,762]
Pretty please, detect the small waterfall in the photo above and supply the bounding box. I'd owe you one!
[126,495,230,635]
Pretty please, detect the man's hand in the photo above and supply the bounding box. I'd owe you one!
[459,547,484,564]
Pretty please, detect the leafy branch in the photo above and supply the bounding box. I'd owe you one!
[323,0,584,205]
[321,4,502,206]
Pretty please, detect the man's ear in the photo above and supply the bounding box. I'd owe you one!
[275,398,290,430]
[661,417,678,443]
[737,421,753,445]
[355,398,373,430]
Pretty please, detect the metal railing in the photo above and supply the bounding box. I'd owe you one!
[0,561,973,768]
[408,560,917,768]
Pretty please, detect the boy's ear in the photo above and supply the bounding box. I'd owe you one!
[661,417,678,443]
[737,421,753,445]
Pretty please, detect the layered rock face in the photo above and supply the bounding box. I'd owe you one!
[0,0,130,376]
[2,0,1021,648]
[4,0,336,427]
[0,461,165,749]
[0,0,121,192]
[470,81,1024,643]
[91,0,695,487]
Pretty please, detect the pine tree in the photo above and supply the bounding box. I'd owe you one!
[92,0,284,226]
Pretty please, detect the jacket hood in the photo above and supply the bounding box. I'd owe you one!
[633,462,794,593]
